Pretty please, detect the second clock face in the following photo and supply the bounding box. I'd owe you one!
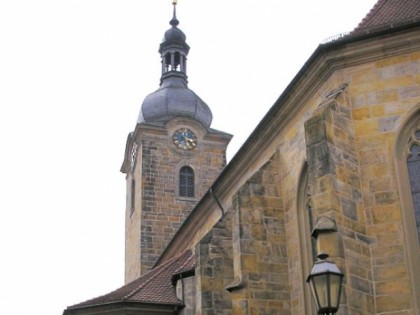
[172,128,197,150]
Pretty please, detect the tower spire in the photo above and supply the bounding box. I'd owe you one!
[171,0,179,26]
[159,0,189,85]
[138,0,213,128]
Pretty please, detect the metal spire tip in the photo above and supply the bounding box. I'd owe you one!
[170,0,179,26]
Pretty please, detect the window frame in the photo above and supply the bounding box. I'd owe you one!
[297,162,316,315]
[394,107,420,314]
[130,179,135,216]
[179,165,195,199]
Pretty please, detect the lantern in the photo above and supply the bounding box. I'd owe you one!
[307,253,344,315]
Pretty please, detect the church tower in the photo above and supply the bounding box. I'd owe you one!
[121,2,232,283]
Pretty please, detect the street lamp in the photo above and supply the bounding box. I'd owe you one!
[307,253,344,315]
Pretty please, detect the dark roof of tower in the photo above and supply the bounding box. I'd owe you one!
[138,5,213,128]
[351,0,420,35]
[163,15,186,42]
[64,250,194,313]
[138,76,213,127]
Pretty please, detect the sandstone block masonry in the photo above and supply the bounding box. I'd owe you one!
[181,51,420,314]
[125,120,231,282]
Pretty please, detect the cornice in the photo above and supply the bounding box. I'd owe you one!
[121,121,233,174]
[156,25,420,264]
[204,128,233,144]
[133,123,168,141]
[120,132,134,174]
[120,124,167,174]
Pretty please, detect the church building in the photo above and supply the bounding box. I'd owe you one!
[64,0,420,314]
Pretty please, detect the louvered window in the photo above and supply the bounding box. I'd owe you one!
[179,166,194,198]
[131,179,135,215]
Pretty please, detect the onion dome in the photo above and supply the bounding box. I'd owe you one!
[163,16,186,42]
[137,2,213,128]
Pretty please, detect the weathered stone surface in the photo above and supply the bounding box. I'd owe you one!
[122,25,420,315]
[196,212,233,314]
[376,295,412,313]
[126,124,230,280]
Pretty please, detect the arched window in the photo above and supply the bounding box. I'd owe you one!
[395,109,420,314]
[297,163,316,314]
[179,166,194,198]
[407,130,420,242]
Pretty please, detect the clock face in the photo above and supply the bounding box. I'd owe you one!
[172,128,197,150]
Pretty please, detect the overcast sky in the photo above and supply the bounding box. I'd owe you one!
[0,1,378,314]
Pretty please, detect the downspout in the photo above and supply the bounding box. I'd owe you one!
[209,187,225,216]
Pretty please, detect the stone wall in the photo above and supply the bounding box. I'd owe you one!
[125,121,229,281]
[195,212,234,315]
[229,153,291,315]
[177,276,196,315]
[305,87,374,315]
[350,53,420,314]
[125,141,142,283]
[184,51,420,314]
[140,133,227,274]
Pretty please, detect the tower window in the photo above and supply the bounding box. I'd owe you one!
[179,166,194,198]
[131,179,135,215]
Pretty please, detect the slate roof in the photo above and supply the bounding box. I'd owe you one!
[138,8,213,128]
[138,76,213,128]
[351,0,420,35]
[64,250,194,312]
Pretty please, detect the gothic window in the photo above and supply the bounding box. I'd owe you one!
[179,166,194,198]
[395,110,420,314]
[407,129,420,243]
[297,163,316,314]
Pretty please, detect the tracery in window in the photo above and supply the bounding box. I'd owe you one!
[297,163,316,314]
[395,110,420,314]
[179,166,194,198]
[407,127,420,243]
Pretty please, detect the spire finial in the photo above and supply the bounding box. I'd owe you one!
[170,0,179,27]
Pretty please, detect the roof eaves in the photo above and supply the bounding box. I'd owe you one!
[67,251,193,311]
[64,300,183,314]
